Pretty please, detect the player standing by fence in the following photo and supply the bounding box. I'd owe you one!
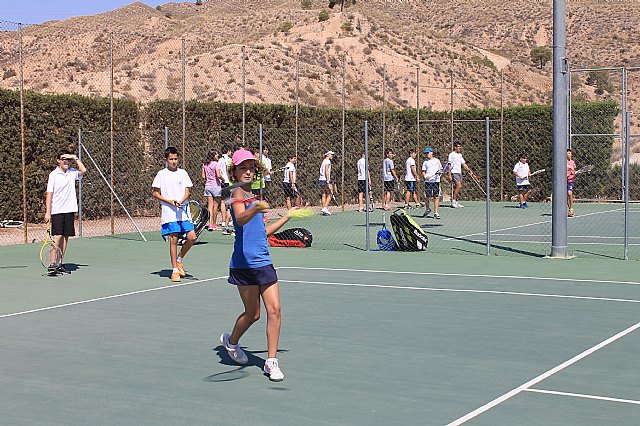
[448,142,477,208]
[383,148,398,211]
[404,149,421,209]
[421,147,442,219]
[513,154,532,209]
[567,149,576,217]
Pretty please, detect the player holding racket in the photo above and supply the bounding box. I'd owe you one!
[448,142,477,208]
[319,150,334,216]
[44,150,87,275]
[202,149,222,231]
[513,154,532,209]
[567,149,576,217]
[421,147,442,219]
[152,147,196,283]
[382,148,398,211]
[283,154,301,209]
[220,149,294,382]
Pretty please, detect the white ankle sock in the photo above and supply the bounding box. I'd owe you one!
[177,256,183,263]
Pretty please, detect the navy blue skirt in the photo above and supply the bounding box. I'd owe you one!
[228,264,278,286]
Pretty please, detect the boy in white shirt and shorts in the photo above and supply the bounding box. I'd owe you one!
[447,142,477,208]
[404,149,421,209]
[421,147,442,219]
[152,147,197,283]
[513,154,531,209]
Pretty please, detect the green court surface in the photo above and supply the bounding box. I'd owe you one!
[2,237,639,425]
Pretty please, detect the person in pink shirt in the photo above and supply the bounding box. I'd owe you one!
[566,149,576,217]
[202,149,222,230]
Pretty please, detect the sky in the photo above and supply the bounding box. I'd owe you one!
[0,1,168,25]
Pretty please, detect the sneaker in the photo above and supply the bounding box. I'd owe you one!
[422,208,432,218]
[222,227,232,235]
[523,202,528,208]
[207,224,215,231]
[264,358,285,382]
[220,333,248,365]
[415,203,422,208]
[176,261,186,277]
[451,200,457,208]
[171,271,181,282]
[47,263,58,276]
[358,208,364,212]
[456,202,464,208]
[403,204,410,209]
[519,203,525,209]
[383,205,392,211]
[434,212,441,219]
[568,209,575,217]
[210,225,221,231]
[56,264,69,274]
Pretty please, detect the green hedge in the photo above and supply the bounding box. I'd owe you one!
[0,86,619,222]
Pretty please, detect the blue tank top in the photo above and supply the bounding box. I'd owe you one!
[229,198,272,269]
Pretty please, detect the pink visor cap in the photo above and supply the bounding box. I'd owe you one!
[232,149,255,165]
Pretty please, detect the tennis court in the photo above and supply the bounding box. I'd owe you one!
[2,236,639,425]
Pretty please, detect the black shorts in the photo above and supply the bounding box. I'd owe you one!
[517,184,531,193]
[384,180,395,192]
[358,180,367,193]
[405,181,417,192]
[50,212,75,236]
[424,182,440,198]
[282,182,298,198]
[228,264,278,286]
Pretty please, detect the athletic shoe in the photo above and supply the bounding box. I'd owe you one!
[383,205,392,211]
[403,204,410,209]
[456,202,464,208]
[434,212,441,219]
[422,208,431,218]
[207,224,215,231]
[358,208,364,212]
[523,202,528,208]
[415,203,422,208]
[264,358,285,382]
[220,332,248,365]
[321,208,332,216]
[451,200,457,208]
[56,264,69,274]
[568,209,575,217]
[176,261,186,277]
[519,204,525,209]
[47,264,58,276]
[171,271,181,282]
[210,225,221,231]
[222,227,233,235]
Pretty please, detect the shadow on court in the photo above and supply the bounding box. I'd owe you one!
[149,269,199,279]
[205,346,290,383]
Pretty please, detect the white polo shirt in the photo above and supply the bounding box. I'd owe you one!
[405,157,417,181]
[46,167,82,214]
[513,162,531,186]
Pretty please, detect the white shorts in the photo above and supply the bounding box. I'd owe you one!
[204,185,222,198]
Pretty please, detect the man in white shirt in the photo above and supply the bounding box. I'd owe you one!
[404,149,421,209]
[421,147,442,219]
[447,142,477,208]
[382,148,398,211]
[357,152,373,212]
[319,151,334,216]
[513,154,531,209]
[218,146,233,230]
[262,145,273,201]
[44,150,88,275]
[282,154,301,209]
[152,146,197,283]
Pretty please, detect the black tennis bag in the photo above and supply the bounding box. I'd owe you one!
[390,209,428,251]
[268,227,313,248]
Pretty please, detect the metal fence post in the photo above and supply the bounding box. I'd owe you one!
[341,57,346,210]
[78,128,83,238]
[181,38,186,168]
[110,33,115,236]
[259,124,263,199]
[624,111,630,260]
[486,117,491,255]
[365,120,370,251]
[19,23,27,243]
[242,45,246,146]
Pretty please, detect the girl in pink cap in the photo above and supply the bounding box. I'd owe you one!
[219,149,293,381]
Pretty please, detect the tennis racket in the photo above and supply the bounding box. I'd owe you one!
[442,162,452,174]
[40,224,63,275]
[0,219,24,228]
[466,170,488,198]
[574,165,594,175]
[530,169,546,177]
[330,181,339,207]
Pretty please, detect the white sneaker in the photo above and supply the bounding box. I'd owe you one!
[220,333,248,365]
[456,202,464,208]
[451,200,457,208]
[264,358,284,382]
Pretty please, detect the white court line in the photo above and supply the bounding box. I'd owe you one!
[279,279,640,304]
[464,240,640,246]
[445,207,625,241]
[447,320,640,425]
[524,388,640,406]
[490,234,640,240]
[0,275,228,319]
[279,266,640,287]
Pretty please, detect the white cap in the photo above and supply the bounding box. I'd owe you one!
[324,150,335,156]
